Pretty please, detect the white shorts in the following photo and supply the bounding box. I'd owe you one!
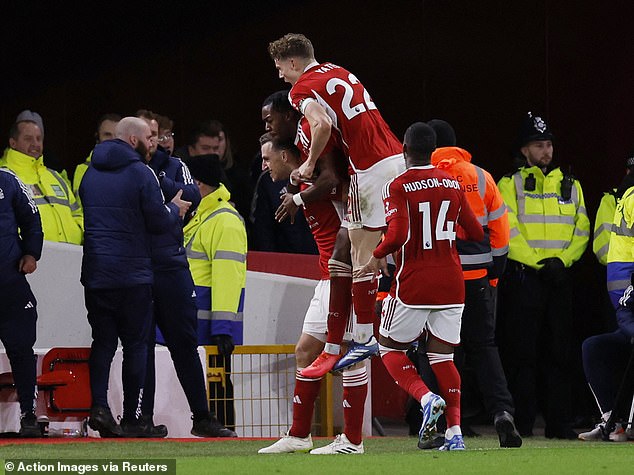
[379,295,463,345]
[347,154,405,230]
[302,280,354,342]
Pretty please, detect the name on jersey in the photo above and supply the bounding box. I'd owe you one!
[315,63,340,74]
[402,177,460,193]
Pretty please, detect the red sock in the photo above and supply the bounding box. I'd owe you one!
[342,367,368,445]
[326,275,352,346]
[380,350,429,402]
[352,278,378,326]
[429,355,461,428]
[289,371,322,438]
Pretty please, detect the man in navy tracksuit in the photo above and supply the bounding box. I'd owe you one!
[80,117,190,437]
[0,168,43,437]
[141,142,236,437]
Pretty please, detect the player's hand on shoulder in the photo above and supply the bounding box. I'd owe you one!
[275,193,298,224]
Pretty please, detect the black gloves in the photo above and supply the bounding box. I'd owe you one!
[537,257,567,286]
[209,334,235,356]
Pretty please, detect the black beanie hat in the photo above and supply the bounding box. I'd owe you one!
[517,111,554,147]
[427,119,456,147]
[186,154,223,187]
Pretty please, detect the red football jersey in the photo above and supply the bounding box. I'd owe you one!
[302,195,344,280]
[290,62,402,173]
[374,166,483,306]
[296,117,347,279]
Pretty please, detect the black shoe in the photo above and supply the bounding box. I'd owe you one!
[417,433,445,450]
[19,412,41,438]
[494,411,522,448]
[139,415,168,438]
[88,406,122,438]
[191,415,237,437]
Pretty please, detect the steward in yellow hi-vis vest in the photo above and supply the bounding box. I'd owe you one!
[183,157,247,347]
[496,112,589,440]
[601,154,634,308]
[2,120,83,245]
[607,184,634,308]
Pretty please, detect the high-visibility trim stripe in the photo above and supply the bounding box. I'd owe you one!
[595,243,609,260]
[186,249,208,260]
[607,279,630,291]
[574,228,590,237]
[459,253,492,265]
[197,310,243,322]
[488,204,506,221]
[214,250,246,262]
[474,165,486,201]
[594,223,612,236]
[518,215,575,225]
[510,228,521,239]
[491,245,509,256]
[526,239,571,249]
[185,207,245,255]
[612,221,634,237]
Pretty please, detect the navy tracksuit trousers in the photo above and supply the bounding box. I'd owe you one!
[0,273,37,414]
[142,267,209,417]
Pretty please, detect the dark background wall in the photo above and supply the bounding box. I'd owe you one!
[1,0,631,334]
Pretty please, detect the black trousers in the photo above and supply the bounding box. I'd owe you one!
[142,267,209,418]
[0,274,37,413]
[456,277,515,417]
[85,285,152,420]
[496,261,574,435]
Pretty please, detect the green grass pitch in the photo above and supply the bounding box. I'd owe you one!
[2,436,633,474]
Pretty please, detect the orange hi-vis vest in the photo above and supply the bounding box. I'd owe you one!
[431,147,510,281]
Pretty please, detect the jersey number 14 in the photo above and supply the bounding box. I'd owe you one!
[419,200,456,249]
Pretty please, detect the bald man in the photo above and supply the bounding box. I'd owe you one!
[80,117,190,438]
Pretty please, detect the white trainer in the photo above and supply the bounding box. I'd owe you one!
[309,433,364,454]
[258,432,313,454]
[578,422,627,442]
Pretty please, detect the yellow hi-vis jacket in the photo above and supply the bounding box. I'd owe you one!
[183,184,246,345]
[606,186,634,298]
[73,150,92,196]
[497,166,590,270]
[1,148,83,245]
[593,190,617,265]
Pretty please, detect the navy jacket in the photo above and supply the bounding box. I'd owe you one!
[80,139,180,289]
[148,148,201,272]
[0,169,43,285]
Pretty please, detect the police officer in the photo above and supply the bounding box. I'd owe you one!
[137,112,236,438]
[0,168,43,437]
[184,154,247,431]
[496,112,590,439]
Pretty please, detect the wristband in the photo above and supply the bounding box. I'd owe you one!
[289,175,299,186]
[292,193,305,207]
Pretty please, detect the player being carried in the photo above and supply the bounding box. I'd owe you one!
[356,123,484,451]
[258,117,368,454]
[268,33,404,377]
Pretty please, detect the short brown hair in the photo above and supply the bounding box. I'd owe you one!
[268,33,314,61]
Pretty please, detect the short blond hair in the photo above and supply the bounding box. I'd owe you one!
[268,33,314,61]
